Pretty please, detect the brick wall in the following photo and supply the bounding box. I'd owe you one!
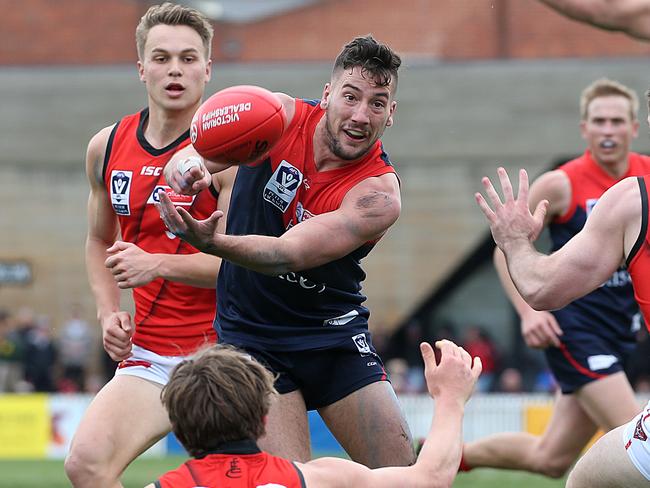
[2,0,649,66]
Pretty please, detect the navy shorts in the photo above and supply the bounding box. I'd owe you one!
[239,333,389,411]
[545,332,635,394]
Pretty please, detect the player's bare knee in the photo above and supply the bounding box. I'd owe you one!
[533,456,572,478]
[526,444,573,478]
[64,448,109,487]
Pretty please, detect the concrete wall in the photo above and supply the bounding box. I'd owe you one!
[2,59,650,333]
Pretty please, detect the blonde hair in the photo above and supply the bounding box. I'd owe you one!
[135,2,213,60]
[580,78,639,121]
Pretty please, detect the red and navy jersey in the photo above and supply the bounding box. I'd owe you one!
[103,108,218,355]
[154,440,305,488]
[627,175,650,330]
[216,99,397,350]
[548,151,650,342]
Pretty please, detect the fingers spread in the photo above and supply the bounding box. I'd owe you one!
[497,167,514,202]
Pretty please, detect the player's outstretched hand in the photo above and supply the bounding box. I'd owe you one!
[105,241,160,289]
[157,191,224,253]
[520,309,563,349]
[164,154,211,196]
[101,311,133,361]
[422,340,481,407]
[475,167,548,253]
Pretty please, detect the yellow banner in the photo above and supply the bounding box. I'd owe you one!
[0,394,49,458]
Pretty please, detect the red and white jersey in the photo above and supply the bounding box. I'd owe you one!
[627,174,650,331]
[154,440,305,488]
[103,108,218,355]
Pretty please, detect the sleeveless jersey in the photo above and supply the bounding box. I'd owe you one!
[154,440,305,488]
[216,99,397,351]
[103,109,218,355]
[548,150,650,341]
[627,175,650,330]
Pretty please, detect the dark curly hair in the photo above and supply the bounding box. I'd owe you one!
[332,35,401,89]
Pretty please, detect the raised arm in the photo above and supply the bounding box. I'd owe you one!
[85,126,134,361]
[476,167,641,311]
[493,170,570,348]
[297,340,481,488]
[539,0,650,39]
[158,171,400,275]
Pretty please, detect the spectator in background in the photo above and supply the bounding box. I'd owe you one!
[495,367,524,394]
[461,326,500,392]
[0,309,24,392]
[58,304,93,392]
[23,314,58,392]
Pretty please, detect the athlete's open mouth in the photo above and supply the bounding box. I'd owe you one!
[165,83,185,93]
[344,128,367,141]
[600,139,616,149]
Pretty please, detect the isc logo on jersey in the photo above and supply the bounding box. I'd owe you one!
[147,186,195,206]
[140,166,162,176]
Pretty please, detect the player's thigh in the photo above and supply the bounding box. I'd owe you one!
[257,389,311,462]
[319,380,415,468]
[69,375,171,469]
[576,371,640,430]
[532,391,598,467]
[567,425,648,488]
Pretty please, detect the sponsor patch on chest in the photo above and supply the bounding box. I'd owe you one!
[147,186,195,206]
[110,170,133,215]
[263,160,303,212]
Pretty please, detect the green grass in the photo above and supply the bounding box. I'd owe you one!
[0,459,567,488]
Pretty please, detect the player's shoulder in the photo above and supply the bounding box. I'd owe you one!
[531,168,571,199]
[591,176,641,224]
[274,92,297,125]
[88,124,116,154]
[86,124,117,184]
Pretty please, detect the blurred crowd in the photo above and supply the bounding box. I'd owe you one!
[3,304,650,397]
[0,305,114,394]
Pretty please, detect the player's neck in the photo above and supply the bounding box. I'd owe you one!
[595,156,630,179]
[144,103,196,149]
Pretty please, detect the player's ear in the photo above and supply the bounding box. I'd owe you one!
[205,59,212,83]
[386,100,397,128]
[320,83,331,109]
[137,60,146,83]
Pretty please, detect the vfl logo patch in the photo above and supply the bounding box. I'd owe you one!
[352,333,371,356]
[263,160,303,212]
[110,170,133,215]
[147,186,195,206]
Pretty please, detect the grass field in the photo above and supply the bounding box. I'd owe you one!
[0,458,567,487]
